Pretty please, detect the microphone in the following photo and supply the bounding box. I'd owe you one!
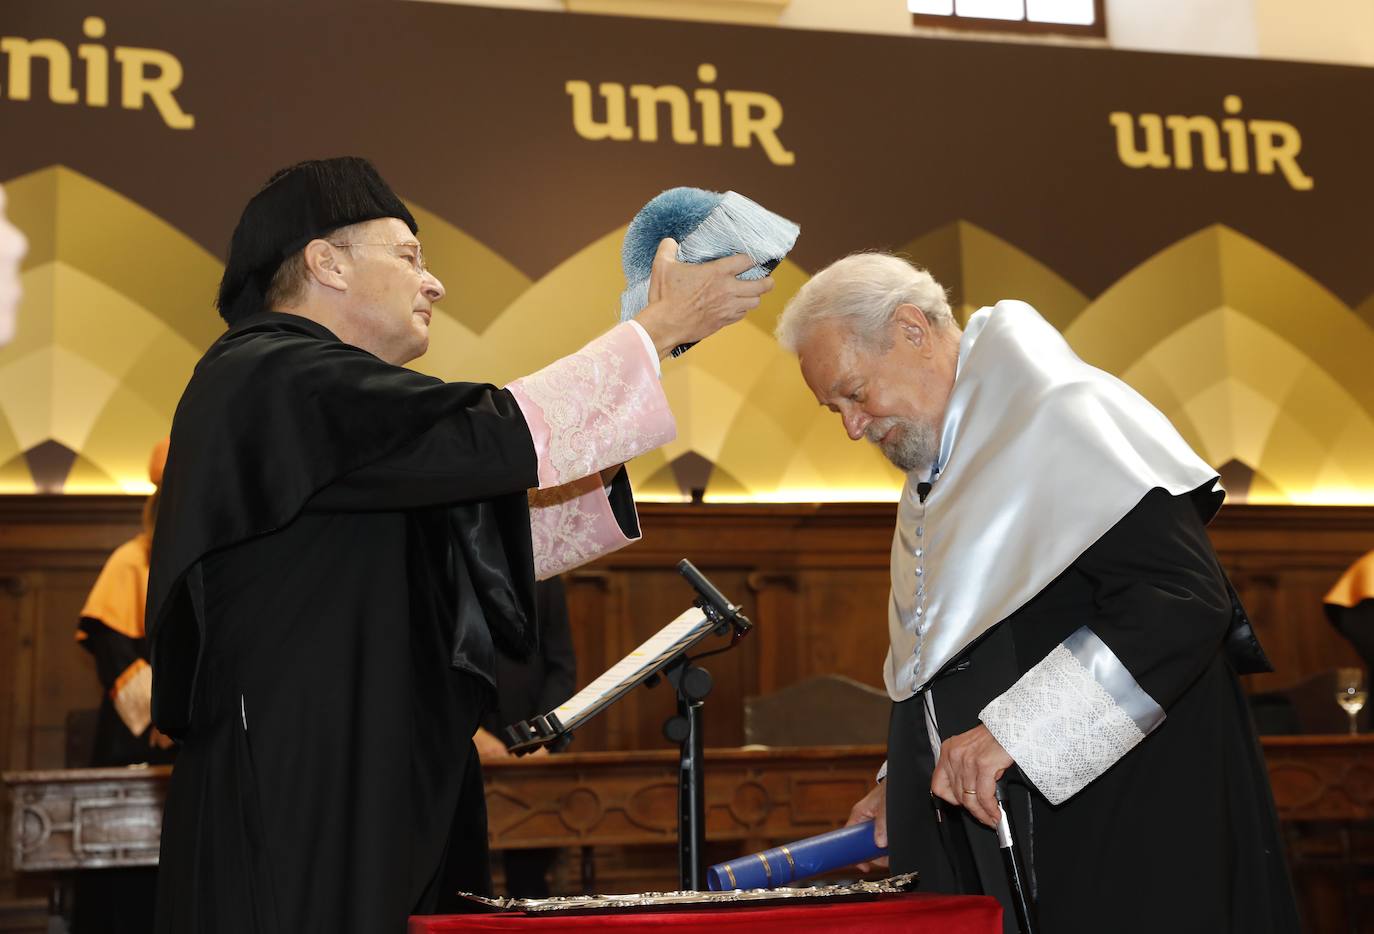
[917,481,932,503]
[677,558,737,621]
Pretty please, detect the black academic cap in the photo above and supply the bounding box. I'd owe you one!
[215,157,418,324]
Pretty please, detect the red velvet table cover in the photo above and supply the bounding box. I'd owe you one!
[409,893,1001,933]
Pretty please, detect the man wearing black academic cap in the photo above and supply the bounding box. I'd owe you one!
[147,157,771,933]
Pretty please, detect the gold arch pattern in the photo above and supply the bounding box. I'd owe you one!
[2,167,1372,504]
[1066,225,1374,504]
[1356,292,1374,333]
[0,166,215,492]
[900,220,1091,330]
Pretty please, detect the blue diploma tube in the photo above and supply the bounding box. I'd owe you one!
[706,821,886,891]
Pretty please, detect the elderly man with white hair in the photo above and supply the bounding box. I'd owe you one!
[775,253,1299,933]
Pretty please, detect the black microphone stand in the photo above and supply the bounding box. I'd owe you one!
[647,560,752,891]
[502,559,751,891]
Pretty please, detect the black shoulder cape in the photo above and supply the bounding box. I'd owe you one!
[147,312,540,735]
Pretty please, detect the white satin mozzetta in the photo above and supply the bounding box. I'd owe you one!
[884,301,1220,701]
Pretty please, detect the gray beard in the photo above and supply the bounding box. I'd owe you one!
[867,416,939,474]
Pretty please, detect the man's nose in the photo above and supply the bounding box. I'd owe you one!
[843,409,870,441]
[422,271,446,303]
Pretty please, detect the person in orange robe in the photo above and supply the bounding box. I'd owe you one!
[1325,550,1374,671]
[76,438,178,766]
[72,439,177,934]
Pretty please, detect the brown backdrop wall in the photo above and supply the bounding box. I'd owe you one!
[3,0,1374,505]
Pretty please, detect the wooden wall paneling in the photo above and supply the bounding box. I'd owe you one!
[31,572,103,770]
[6,578,37,775]
[1,576,29,775]
[563,570,616,753]
[629,565,692,747]
[1220,560,1361,692]
[1228,564,1284,693]
[598,505,900,754]
[799,568,891,692]
[1210,506,1373,693]
[747,571,799,696]
[683,566,760,750]
[1271,567,1362,690]
[0,497,1371,761]
[0,498,142,559]
[0,576,25,904]
[614,566,756,752]
[615,567,683,752]
[601,569,639,753]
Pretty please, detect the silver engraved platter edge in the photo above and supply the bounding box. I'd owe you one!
[457,873,919,915]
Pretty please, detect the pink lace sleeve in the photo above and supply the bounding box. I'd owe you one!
[507,323,675,490]
[528,475,639,579]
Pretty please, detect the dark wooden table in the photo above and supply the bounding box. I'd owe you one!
[1262,735,1374,822]
[4,746,884,874]
[7,738,1372,873]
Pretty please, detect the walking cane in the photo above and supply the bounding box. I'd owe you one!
[994,778,1037,934]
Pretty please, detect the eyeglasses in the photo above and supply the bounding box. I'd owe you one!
[329,241,429,276]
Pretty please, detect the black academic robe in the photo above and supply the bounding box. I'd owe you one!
[147,312,596,933]
[480,578,577,742]
[1326,600,1374,672]
[886,487,1301,933]
[480,578,576,898]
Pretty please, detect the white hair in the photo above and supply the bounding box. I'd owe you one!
[775,252,953,354]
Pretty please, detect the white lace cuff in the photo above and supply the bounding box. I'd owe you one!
[980,626,1164,805]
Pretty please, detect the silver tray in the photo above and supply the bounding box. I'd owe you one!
[457,873,919,915]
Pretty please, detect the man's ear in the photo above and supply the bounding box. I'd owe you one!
[302,239,349,293]
[893,303,934,354]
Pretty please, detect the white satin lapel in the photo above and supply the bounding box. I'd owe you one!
[884,301,1219,701]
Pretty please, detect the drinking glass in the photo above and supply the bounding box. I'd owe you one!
[1335,668,1367,735]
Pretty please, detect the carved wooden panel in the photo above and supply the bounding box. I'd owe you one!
[5,739,1368,871]
[5,767,168,872]
[1264,736,1374,822]
[482,747,884,850]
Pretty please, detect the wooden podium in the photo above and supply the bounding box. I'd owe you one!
[6,747,885,878]
[5,738,1373,927]
[6,765,166,872]
[9,738,1373,871]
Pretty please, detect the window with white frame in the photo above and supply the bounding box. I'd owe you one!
[909,0,1106,37]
